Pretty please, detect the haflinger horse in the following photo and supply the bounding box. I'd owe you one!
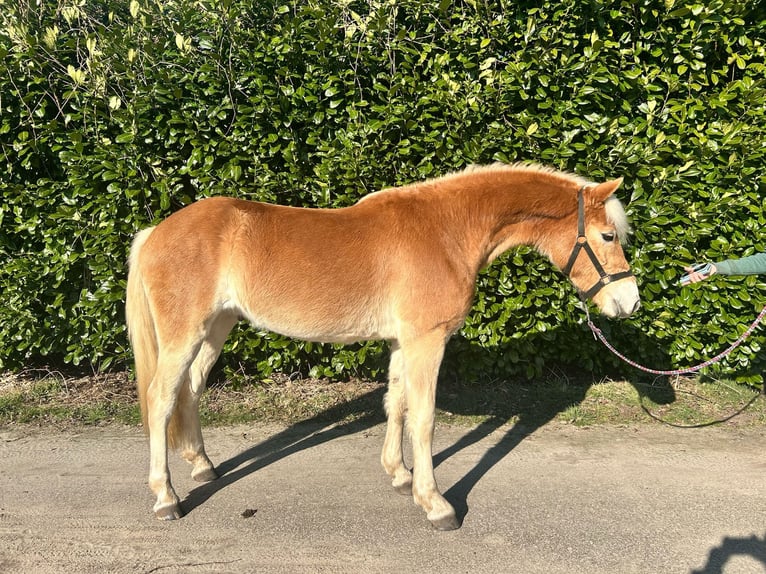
[126,162,640,530]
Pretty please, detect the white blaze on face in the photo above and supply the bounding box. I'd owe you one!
[597,196,639,318]
[598,279,641,318]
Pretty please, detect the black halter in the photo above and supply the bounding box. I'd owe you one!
[561,186,634,301]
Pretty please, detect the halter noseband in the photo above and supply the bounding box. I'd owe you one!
[561,185,634,301]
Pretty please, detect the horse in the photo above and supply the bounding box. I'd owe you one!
[125,162,640,530]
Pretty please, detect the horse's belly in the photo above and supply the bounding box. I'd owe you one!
[236,301,392,344]
[254,317,389,344]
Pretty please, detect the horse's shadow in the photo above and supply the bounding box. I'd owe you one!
[435,321,676,523]
[691,532,766,573]
[182,388,386,516]
[183,321,676,525]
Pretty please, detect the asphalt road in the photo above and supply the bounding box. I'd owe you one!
[1,421,764,573]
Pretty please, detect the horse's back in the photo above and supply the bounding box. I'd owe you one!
[227,198,400,341]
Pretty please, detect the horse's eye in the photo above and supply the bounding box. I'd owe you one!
[601,232,615,242]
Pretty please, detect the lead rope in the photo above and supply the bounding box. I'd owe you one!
[583,304,766,376]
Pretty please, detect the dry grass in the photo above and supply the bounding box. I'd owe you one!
[0,369,385,429]
[1,368,764,431]
[0,369,139,427]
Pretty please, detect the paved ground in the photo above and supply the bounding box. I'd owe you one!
[1,420,765,574]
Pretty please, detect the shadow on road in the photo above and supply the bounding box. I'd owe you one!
[184,321,679,525]
[182,387,386,516]
[432,317,680,525]
[434,376,674,525]
[691,532,766,573]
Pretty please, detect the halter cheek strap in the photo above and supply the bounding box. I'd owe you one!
[561,186,634,301]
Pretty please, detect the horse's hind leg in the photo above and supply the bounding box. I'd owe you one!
[147,350,199,520]
[175,312,238,483]
[381,342,412,494]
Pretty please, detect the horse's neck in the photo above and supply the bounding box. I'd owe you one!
[440,175,571,270]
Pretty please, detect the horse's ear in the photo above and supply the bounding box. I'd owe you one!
[590,178,623,202]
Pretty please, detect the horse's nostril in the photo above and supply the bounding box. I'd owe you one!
[631,299,641,314]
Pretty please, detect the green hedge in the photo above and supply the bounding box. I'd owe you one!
[1,0,765,383]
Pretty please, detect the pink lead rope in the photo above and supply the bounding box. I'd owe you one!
[585,305,766,376]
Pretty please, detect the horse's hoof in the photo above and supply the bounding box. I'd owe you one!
[155,504,183,521]
[429,512,460,531]
[192,467,218,483]
[393,478,412,496]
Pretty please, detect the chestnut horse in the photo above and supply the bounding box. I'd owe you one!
[126,163,640,530]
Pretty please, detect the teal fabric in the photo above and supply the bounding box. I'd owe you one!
[715,252,766,276]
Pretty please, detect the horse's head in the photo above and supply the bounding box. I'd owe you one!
[558,179,640,319]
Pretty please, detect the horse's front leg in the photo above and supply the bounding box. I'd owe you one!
[401,332,459,531]
[381,342,412,494]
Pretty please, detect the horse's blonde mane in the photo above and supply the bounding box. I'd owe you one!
[437,161,590,188]
[605,196,631,244]
[357,162,586,204]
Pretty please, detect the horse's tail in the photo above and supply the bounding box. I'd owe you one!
[126,227,158,434]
